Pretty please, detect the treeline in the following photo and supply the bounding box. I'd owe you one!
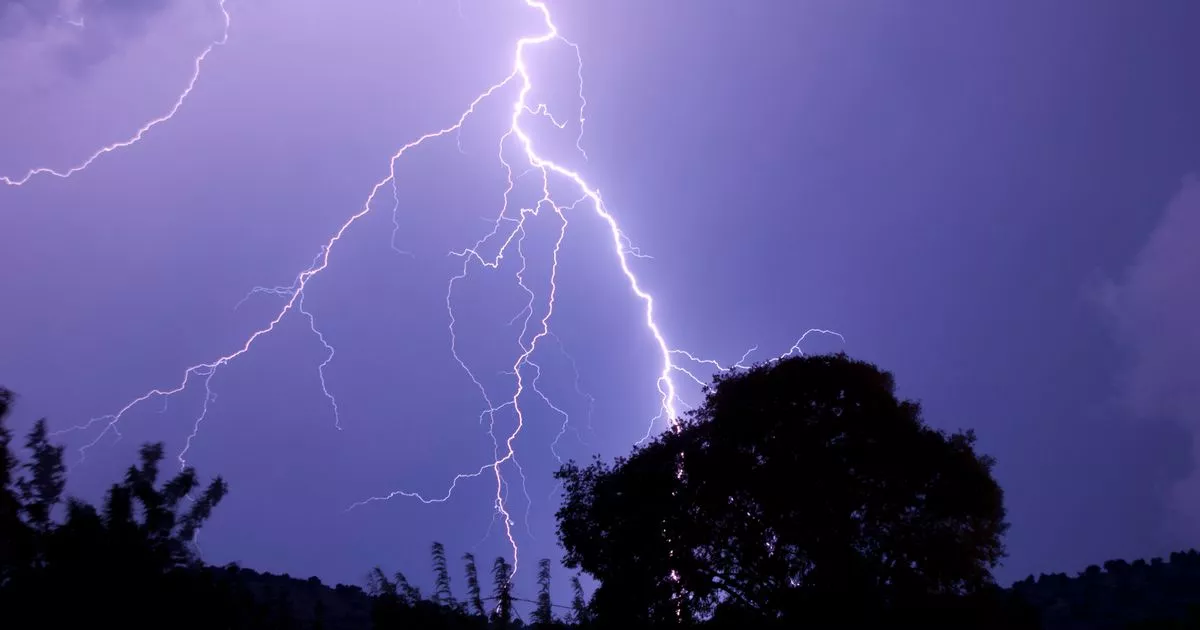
[0,385,585,629]
[1014,551,1200,629]
[362,545,585,628]
[0,389,246,627]
[4,355,1200,628]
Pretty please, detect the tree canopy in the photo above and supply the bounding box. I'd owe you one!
[555,353,1010,625]
[0,387,236,628]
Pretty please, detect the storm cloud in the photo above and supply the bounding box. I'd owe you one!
[1,0,176,74]
[1105,175,1200,538]
[0,1,64,37]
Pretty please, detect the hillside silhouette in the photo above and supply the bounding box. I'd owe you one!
[2,355,1198,628]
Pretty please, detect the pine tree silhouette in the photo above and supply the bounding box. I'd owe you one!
[491,556,514,628]
[463,552,485,618]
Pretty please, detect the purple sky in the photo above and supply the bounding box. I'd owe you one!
[2,0,1199,601]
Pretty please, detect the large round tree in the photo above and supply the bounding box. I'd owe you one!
[555,354,1009,625]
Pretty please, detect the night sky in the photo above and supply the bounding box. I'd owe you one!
[2,0,1199,601]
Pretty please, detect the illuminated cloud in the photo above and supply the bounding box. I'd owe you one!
[1105,174,1200,535]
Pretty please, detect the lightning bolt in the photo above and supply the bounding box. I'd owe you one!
[42,0,843,576]
[234,249,343,431]
[1,0,231,187]
[669,329,846,391]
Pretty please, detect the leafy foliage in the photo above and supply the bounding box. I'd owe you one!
[569,576,591,626]
[491,555,515,628]
[0,387,239,628]
[555,354,1010,625]
[533,558,555,627]
[433,541,456,607]
[0,388,25,590]
[464,552,486,617]
[17,419,64,534]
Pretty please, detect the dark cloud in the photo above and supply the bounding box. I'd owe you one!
[57,0,175,74]
[0,0,176,74]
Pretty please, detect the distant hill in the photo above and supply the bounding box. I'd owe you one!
[1011,550,1200,629]
[194,564,372,630]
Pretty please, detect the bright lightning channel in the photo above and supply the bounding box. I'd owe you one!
[1,0,231,187]
[44,0,842,576]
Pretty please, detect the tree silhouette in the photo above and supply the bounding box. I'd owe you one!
[569,575,591,626]
[366,549,581,629]
[491,556,514,628]
[0,388,28,590]
[533,558,554,627]
[432,541,455,607]
[19,377,1200,627]
[0,386,239,627]
[367,566,405,627]
[1008,549,1200,628]
[17,419,64,536]
[463,552,486,618]
[370,566,422,606]
[555,354,1009,625]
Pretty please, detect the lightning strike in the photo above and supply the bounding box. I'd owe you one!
[179,367,218,470]
[44,0,842,577]
[1,0,231,187]
[548,331,596,440]
[51,74,515,459]
[234,249,343,431]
